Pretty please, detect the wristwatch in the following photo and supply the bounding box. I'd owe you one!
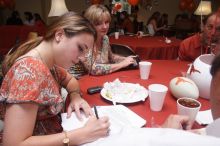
[63,131,70,146]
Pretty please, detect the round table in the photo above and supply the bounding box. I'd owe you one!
[78,60,210,128]
[109,36,182,60]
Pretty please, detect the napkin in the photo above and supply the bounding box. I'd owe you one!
[206,118,220,138]
[165,37,171,44]
[196,109,214,125]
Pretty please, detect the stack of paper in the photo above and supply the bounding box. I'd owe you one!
[61,105,146,135]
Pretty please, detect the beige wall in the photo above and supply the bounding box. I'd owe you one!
[13,0,108,24]
[0,0,45,24]
[0,0,219,25]
[137,0,219,25]
[10,0,182,24]
[137,0,182,25]
[15,0,44,20]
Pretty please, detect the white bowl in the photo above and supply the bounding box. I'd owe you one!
[186,54,215,99]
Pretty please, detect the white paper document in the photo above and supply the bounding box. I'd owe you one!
[61,105,146,135]
[206,118,220,138]
[196,109,214,125]
[61,106,220,146]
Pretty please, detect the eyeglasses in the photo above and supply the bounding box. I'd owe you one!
[206,24,220,34]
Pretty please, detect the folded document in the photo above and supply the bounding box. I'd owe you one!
[61,105,146,135]
[196,109,214,125]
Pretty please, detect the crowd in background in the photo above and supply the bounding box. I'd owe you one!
[6,10,45,28]
[0,4,220,146]
[108,7,201,38]
[6,8,202,39]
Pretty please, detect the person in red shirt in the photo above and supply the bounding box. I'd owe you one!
[0,12,110,146]
[179,12,220,62]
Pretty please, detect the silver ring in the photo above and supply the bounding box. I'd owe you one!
[71,105,74,109]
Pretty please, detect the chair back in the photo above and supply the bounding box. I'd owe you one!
[110,43,136,57]
[110,43,140,70]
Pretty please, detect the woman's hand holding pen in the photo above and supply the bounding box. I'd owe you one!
[81,116,110,143]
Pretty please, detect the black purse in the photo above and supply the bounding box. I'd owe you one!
[121,55,141,71]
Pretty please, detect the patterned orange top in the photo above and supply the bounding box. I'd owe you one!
[0,57,67,135]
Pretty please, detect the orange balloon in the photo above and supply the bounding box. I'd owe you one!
[0,0,14,9]
[179,0,187,11]
[4,0,15,9]
[128,0,139,6]
[187,1,196,13]
[0,0,5,8]
[91,0,101,4]
[185,0,193,4]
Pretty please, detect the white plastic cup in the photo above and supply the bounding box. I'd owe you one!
[138,31,144,37]
[148,84,168,111]
[139,61,152,80]
[115,32,119,39]
[177,97,201,122]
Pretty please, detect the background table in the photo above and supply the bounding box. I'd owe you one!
[109,36,182,60]
[78,60,210,128]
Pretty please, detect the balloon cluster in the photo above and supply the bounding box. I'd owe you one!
[0,0,15,10]
[112,2,122,14]
[179,0,196,13]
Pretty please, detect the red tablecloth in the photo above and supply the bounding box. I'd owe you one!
[109,36,182,60]
[78,60,210,128]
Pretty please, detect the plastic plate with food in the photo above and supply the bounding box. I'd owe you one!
[101,79,148,104]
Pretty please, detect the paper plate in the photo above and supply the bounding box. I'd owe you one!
[101,83,148,104]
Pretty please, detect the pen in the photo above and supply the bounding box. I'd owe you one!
[94,106,99,119]
[182,123,187,130]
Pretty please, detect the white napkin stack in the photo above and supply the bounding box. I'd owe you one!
[196,109,214,125]
[165,37,171,44]
[206,118,220,138]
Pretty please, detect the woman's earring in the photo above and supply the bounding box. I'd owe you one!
[56,38,60,43]
[55,35,60,43]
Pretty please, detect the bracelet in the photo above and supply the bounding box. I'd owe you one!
[63,131,70,146]
[69,89,83,97]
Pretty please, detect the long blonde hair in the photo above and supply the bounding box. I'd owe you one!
[84,4,111,25]
[3,12,97,75]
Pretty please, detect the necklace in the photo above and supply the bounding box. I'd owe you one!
[34,49,60,90]
[34,49,49,67]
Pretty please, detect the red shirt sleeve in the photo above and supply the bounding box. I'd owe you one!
[178,34,202,62]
